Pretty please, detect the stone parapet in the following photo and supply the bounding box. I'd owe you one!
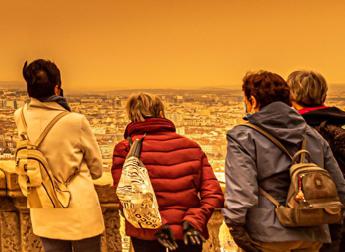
[0,161,224,252]
[0,161,121,252]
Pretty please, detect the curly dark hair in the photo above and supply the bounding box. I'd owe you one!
[242,71,291,109]
[23,59,61,99]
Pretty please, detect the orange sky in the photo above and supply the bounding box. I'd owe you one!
[1,0,345,91]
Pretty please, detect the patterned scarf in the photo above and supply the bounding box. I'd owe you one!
[39,95,71,112]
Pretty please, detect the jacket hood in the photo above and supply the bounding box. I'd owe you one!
[300,107,345,126]
[246,102,307,147]
[124,118,176,138]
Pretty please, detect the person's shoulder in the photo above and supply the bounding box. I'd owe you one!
[227,122,255,139]
[64,111,85,120]
[62,112,89,127]
[115,139,129,148]
[114,139,130,156]
[14,107,23,120]
[56,112,91,134]
[172,132,201,149]
[14,106,27,126]
[305,125,330,148]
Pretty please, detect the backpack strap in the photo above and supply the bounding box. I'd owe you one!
[127,133,147,147]
[20,104,69,147]
[292,147,310,164]
[20,105,28,140]
[259,188,281,208]
[127,136,133,147]
[34,111,70,147]
[239,122,292,208]
[239,122,293,160]
[127,134,146,158]
[300,137,308,163]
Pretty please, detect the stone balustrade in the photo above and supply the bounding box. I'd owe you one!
[0,161,225,252]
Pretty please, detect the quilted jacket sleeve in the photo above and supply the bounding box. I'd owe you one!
[322,138,345,204]
[111,140,128,188]
[182,152,224,233]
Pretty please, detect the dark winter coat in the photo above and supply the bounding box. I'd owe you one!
[111,118,224,240]
[300,106,345,177]
[300,106,345,252]
[222,102,345,243]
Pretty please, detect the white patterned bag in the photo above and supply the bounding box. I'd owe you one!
[116,137,162,229]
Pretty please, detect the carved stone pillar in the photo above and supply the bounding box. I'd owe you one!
[95,176,122,252]
[0,198,21,252]
[102,206,122,252]
[15,198,43,252]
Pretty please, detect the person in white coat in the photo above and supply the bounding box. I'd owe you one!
[14,59,105,252]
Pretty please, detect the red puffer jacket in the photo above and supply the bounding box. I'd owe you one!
[112,118,224,240]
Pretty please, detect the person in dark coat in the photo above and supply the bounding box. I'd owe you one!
[288,70,345,252]
[111,92,224,252]
[222,71,345,252]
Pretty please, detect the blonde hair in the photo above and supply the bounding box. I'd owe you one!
[287,70,328,107]
[126,92,165,122]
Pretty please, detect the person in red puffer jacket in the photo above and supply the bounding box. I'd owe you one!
[112,92,224,252]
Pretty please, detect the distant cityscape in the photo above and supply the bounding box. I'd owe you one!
[1,84,345,176]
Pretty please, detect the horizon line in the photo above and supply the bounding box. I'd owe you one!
[1,81,345,93]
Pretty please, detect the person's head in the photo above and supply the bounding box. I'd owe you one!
[23,59,62,99]
[126,92,165,122]
[242,71,291,113]
[287,70,328,108]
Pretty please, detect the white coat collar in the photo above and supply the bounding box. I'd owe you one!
[28,98,67,112]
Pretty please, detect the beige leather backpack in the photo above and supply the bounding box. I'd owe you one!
[15,106,74,208]
[242,123,344,227]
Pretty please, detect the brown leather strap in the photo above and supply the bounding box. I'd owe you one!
[259,187,281,208]
[0,167,8,194]
[240,122,293,160]
[240,123,288,207]
[300,138,308,163]
[292,149,310,164]
[34,112,69,147]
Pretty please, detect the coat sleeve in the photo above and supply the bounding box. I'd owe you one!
[320,124,345,176]
[322,139,345,204]
[80,115,103,179]
[111,141,128,188]
[182,152,224,233]
[222,128,258,226]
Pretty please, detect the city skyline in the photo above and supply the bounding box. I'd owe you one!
[1,86,345,173]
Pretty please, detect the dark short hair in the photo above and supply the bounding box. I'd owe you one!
[242,71,291,109]
[23,59,61,98]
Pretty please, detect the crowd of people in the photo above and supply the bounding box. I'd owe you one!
[14,59,345,252]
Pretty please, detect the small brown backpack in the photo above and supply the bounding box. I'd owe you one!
[242,123,344,227]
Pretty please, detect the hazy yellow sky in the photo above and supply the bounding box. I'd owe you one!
[1,0,345,91]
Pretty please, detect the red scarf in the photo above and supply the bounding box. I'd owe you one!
[298,105,328,115]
